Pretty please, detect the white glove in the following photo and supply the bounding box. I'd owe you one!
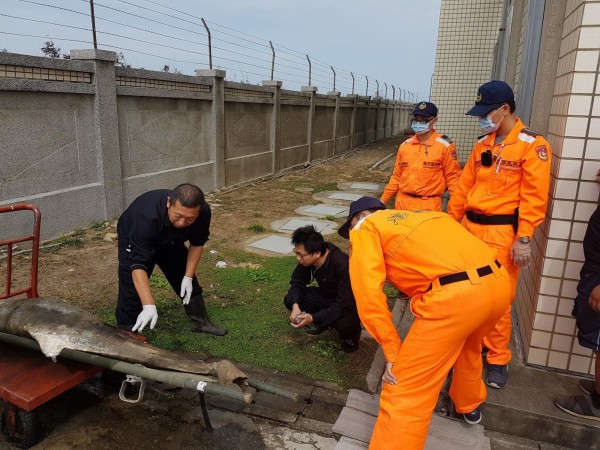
[180,276,193,305]
[132,305,158,333]
[510,239,531,268]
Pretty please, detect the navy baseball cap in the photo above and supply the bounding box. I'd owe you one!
[412,101,438,117]
[338,196,386,239]
[466,80,514,116]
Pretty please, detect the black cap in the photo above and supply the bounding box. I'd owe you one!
[338,196,386,239]
[412,101,438,117]
[466,80,514,116]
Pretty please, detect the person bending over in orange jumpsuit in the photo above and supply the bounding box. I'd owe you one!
[380,101,461,211]
[447,80,551,389]
[338,196,512,450]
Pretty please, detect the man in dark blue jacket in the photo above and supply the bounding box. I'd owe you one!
[115,183,226,336]
[556,169,600,420]
[284,225,361,353]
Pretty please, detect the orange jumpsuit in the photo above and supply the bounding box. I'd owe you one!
[380,131,461,211]
[348,209,511,450]
[447,118,551,365]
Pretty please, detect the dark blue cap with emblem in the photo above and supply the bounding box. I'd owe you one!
[466,80,514,116]
[338,196,386,239]
[412,101,438,117]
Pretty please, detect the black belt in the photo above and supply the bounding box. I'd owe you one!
[466,210,516,225]
[435,260,501,288]
[405,192,441,199]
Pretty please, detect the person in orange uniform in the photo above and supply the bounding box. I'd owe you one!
[447,80,551,389]
[380,101,461,211]
[338,196,512,450]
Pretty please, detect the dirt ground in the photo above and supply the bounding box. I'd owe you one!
[0,135,406,449]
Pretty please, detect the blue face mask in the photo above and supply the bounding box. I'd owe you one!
[411,120,431,134]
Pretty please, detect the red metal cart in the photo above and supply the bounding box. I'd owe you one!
[0,204,101,448]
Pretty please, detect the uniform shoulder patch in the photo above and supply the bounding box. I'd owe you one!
[536,145,549,161]
[440,134,453,144]
[521,127,540,137]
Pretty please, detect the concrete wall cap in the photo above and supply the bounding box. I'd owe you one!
[70,49,117,62]
[262,80,283,87]
[301,86,318,93]
[327,91,341,96]
[195,69,226,78]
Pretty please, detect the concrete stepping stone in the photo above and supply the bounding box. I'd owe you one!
[313,191,367,205]
[296,204,349,218]
[246,234,294,255]
[337,182,385,192]
[271,217,339,235]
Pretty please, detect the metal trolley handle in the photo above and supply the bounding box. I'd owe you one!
[119,375,146,403]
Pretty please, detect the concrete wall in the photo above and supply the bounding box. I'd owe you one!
[0,50,412,239]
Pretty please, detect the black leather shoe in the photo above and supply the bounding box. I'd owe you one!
[191,321,228,336]
[340,338,359,353]
[340,332,361,353]
[305,325,326,335]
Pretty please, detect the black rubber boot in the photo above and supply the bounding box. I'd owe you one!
[184,296,228,336]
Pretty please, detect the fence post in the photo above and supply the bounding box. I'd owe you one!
[301,85,317,163]
[89,0,98,50]
[269,41,275,81]
[262,80,282,173]
[327,89,341,156]
[196,69,226,188]
[347,93,358,150]
[70,49,122,218]
[201,18,212,69]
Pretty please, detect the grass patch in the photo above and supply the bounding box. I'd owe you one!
[246,224,266,233]
[96,248,374,389]
[42,235,84,253]
[91,220,107,230]
[149,272,172,290]
[312,182,339,193]
[321,215,339,222]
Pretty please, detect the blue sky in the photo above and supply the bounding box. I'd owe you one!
[1,0,441,99]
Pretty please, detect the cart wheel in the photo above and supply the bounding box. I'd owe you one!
[1,404,43,449]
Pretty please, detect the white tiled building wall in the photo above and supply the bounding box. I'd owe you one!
[434,0,599,377]
[431,0,505,161]
[522,0,599,376]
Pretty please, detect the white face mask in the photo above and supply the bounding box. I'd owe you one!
[478,107,506,134]
[411,118,434,135]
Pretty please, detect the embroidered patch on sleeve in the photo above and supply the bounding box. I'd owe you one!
[536,145,549,161]
[450,150,458,160]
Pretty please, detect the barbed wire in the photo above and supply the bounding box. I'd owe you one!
[0,0,417,100]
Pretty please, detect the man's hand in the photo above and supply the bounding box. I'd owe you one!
[180,276,193,305]
[382,362,397,385]
[132,304,158,333]
[589,285,600,313]
[290,304,302,323]
[291,312,313,329]
[510,239,531,267]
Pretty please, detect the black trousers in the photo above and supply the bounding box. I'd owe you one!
[284,286,361,340]
[116,241,204,330]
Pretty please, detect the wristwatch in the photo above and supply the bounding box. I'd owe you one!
[518,237,530,244]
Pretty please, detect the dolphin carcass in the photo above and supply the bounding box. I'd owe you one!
[0,297,246,386]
